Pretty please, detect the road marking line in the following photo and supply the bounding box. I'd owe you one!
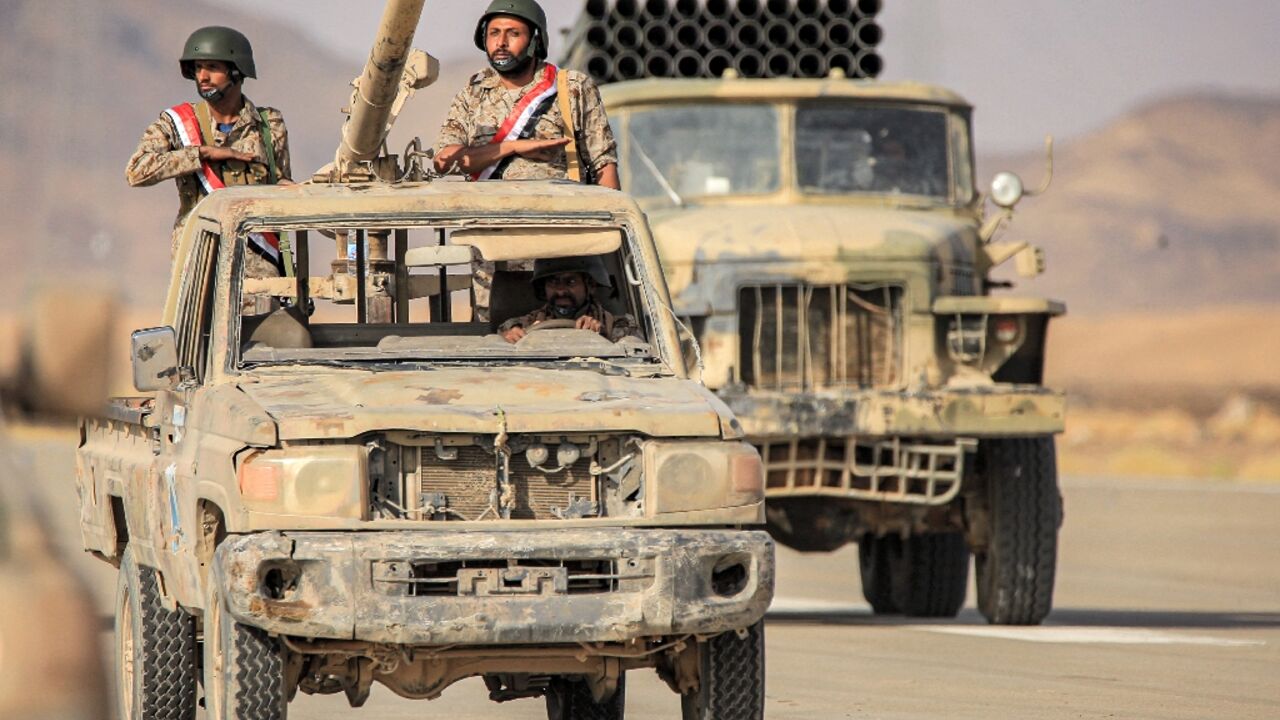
[909,625,1265,647]
[768,597,871,615]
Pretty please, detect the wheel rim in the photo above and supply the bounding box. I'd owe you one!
[118,593,135,719]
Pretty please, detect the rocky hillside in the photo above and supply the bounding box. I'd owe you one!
[1,0,1277,319]
[981,93,1280,314]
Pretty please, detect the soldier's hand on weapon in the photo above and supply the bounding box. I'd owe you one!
[575,315,602,333]
[510,137,570,162]
[199,146,257,163]
[503,325,527,343]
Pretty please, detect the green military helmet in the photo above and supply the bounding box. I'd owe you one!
[180,26,257,80]
[532,255,612,300]
[473,0,549,60]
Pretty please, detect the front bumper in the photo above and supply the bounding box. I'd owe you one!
[719,384,1066,438]
[215,528,774,645]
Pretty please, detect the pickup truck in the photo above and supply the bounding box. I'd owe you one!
[77,180,773,720]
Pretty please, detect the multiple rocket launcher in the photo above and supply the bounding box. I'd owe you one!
[562,0,883,84]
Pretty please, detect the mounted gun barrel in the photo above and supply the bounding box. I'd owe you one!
[333,0,437,180]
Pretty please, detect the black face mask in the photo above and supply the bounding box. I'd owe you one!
[549,298,589,319]
[487,27,538,77]
[196,70,240,104]
[197,81,230,103]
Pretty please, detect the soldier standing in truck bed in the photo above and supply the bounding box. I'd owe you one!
[434,0,620,322]
[126,26,292,279]
[433,0,619,188]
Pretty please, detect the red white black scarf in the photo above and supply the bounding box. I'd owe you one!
[164,102,282,268]
[471,63,560,181]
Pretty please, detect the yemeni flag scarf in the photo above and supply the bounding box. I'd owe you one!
[471,63,560,181]
[163,102,283,271]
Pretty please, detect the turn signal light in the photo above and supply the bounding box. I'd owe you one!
[993,317,1021,344]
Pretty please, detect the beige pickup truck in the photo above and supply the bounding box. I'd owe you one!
[77,180,773,719]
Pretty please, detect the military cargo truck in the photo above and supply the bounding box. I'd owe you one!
[76,2,772,718]
[598,76,1065,626]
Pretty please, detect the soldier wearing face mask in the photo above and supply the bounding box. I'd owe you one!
[499,256,641,344]
[433,0,619,189]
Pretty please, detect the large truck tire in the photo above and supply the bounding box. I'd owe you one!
[203,581,289,720]
[680,621,766,720]
[115,546,198,720]
[975,437,1063,625]
[857,534,898,614]
[545,675,626,719]
[892,532,970,617]
[860,533,968,617]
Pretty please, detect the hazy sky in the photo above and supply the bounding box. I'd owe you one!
[222,0,1280,153]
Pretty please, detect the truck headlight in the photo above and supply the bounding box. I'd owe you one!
[237,446,367,518]
[643,441,763,515]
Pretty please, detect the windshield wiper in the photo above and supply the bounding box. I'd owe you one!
[628,130,685,207]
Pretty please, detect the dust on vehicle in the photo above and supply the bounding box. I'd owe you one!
[77,2,773,718]
[566,0,1065,625]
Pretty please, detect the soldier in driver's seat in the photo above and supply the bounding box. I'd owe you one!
[498,256,641,343]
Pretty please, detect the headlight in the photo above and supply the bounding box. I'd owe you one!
[643,440,763,515]
[237,446,367,518]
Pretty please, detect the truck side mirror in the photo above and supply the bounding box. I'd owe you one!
[130,327,181,392]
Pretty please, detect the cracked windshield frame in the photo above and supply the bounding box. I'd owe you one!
[233,222,664,370]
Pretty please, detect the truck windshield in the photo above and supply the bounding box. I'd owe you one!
[235,225,662,369]
[621,103,780,201]
[795,103,951,200]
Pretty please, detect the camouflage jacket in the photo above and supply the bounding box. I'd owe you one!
[434,62,617,181]
[498,301,642,343]
[125,97,292,251]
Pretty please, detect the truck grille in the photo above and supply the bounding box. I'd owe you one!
[412,446,597,521]
[760,436,974,505]
[737,283,902,391]
[371,555,657,597]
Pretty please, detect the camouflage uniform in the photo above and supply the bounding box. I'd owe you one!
[434,61,617,181]
[437,62,618,321]
[125,97,291,262]
[498,301,642,343]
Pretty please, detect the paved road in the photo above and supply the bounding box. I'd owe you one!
[8,427,1279,719]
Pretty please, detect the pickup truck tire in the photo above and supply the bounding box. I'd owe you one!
[203,581,288,720]
[975,437,1062,626]
[545,675,626,719]
[857,534,898,614]
[680,621,766,720]
[115,546,198,720]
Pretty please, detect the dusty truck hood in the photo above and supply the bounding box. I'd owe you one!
[646,203,977,265]
[236,367,727,441]
[644,203,979,310]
